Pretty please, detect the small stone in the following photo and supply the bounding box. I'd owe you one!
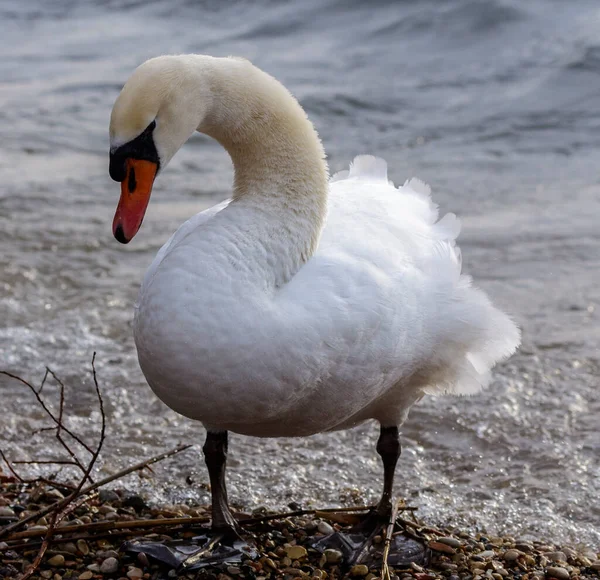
[63,543,78,555]
[478,550,495,559]
[546,567,570,580]
[127,568,143,579]
[28,525,49,532]
[0,542,8,550]
[136,552,149,568]
[104,511,120,521]
[350,564,369,576]
[438,537,463,549]
[0,506,15,517]
[41,572,53,579]
[429,540,456,554]
[317,521,334,535]
[79,572,93,580]
[286,545,308,560]
[503,549,522,562]
[227,567,241,575]
[99,490,120,503]
[77,540,90,556]
[544,552,566,563]
[591,561,600,571]
[87,564,100,573]
[516,543,534,552]
[263,558,277,570]
[48,555,65,567]
[99,505,117,515]
[324,548,343,564]
[100,557,119,574]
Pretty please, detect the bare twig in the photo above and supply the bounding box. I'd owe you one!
[0,370,94,455]
[0,444,192,540]
[380,499,402,580]
[0,449,25,483]
[37,368,50,395]
[18,355,107,580]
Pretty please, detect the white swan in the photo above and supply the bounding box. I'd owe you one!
[109,55,520,543]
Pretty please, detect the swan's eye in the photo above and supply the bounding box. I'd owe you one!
[109,120,159,182]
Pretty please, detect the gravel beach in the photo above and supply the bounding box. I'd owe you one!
[1,474,599,580]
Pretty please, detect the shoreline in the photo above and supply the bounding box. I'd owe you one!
[1,477,599,580]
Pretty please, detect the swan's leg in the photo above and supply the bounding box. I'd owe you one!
[374,425,401,517]
[203,430,238,535]
[314,424,424,568]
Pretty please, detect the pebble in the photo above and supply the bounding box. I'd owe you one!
[350,564,369,576]
[544,551,566,563]
[317,521,334,535]
[324,548,343,564]
[78,572,93,580]
[48,555,65,567]
[100,557,119,574]
[477,550,496,559]
[41,571,53,579]
[63,542,78,555]
[0,541,8,550]
[516,543,534,552]
[286,545,308,560]
[86,564,100,573]
[503,549,522,561]
[136,552,149,568]
[438,536,462,549]
[428,540,456,554]
[77,539,90,555]
[0,506,15,517]
[99,490,120,503]
[592,561,600,571]
[545,567,570,579]
[126,568,143,579]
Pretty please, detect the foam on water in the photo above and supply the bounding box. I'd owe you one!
[1,0,598,549]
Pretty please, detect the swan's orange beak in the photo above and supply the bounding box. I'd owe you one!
[112,159,157,244]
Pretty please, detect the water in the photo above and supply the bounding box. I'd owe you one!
[1,0,599,549]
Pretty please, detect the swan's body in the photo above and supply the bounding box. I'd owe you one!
[109,55,520,540]
[136,159,517,437]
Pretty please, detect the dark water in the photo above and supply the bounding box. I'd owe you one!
[1,0,599,548]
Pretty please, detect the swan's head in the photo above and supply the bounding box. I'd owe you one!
[109,56,212,243]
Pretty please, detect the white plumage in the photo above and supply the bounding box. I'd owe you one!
[111,55,520,441]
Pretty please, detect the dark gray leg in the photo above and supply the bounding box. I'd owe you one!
[203,430,237,534]
[375,425,401,517]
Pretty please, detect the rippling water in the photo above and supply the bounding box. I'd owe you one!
[1,0,599,548]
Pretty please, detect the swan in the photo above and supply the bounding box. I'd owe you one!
[109,55,520,556]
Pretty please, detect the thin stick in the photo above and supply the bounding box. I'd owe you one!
[0,449,26,483]
[380,499,402,580]
[0,370,94,455]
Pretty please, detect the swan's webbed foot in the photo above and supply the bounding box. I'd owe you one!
[314,425,426,569]
[177,526,255,571]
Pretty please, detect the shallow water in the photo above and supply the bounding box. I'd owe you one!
[1,0,599,549]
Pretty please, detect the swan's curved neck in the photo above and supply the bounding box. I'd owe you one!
[193,57,329,265]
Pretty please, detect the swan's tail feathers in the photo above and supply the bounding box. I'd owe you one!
[422,280,521,397]
[330,169,349,183]
[347,155,389,181]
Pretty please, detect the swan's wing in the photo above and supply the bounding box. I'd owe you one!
[275,156,518,412]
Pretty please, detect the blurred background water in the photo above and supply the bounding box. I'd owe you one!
[1,0,599,548]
